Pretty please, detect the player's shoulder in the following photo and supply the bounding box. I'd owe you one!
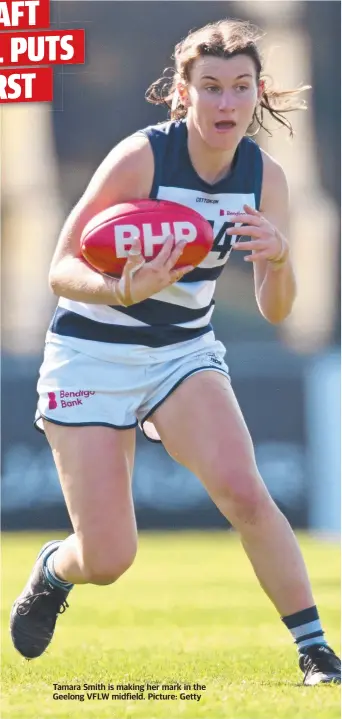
[260,147,288,190]
[84,130,156,203]
[240,137,287,185]
[138,118,184,137]
[109,119,181,163]
[88,120,181,202]
[259,148,289,210]
[98,129,154,184]
[136,118,186,152]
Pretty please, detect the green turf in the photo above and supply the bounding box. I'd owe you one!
[1,531,340,718]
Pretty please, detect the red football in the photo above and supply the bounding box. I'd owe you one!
[80,199,214,276]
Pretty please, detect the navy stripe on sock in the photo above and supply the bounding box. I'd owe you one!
[282,606,319,629]
[295,630,324,644]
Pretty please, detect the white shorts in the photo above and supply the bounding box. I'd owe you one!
[35,330,230,442]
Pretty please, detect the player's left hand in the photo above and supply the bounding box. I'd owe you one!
[226,204,289,264]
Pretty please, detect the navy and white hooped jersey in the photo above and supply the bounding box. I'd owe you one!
[50,119,263,349]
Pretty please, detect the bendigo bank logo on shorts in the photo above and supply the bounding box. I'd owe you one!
[48,390,95,410]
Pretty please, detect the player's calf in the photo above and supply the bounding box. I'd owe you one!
[79,540,137,585]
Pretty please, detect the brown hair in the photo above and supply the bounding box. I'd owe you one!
[145,19,310,137]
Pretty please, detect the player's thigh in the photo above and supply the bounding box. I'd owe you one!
[150,371,268,507]
[43,421,137,564]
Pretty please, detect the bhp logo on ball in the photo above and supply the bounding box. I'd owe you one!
[114,222,197,257]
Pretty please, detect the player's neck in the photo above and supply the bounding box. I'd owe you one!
[186,120,237,186]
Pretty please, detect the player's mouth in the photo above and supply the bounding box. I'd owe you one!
[214,120,237,132]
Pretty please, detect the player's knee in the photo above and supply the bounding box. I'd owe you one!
[81,539,137,585]
[212,467,271,526]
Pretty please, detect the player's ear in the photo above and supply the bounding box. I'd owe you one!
[257,79,265,103]
[177,82,190,108]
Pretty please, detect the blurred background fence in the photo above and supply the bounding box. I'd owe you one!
[1,1,340,534]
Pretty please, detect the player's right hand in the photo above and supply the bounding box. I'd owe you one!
[115,235,194,306]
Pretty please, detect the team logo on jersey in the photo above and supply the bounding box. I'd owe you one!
[196,197,219,204]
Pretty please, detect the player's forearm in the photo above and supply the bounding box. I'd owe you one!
[256,258,297,324]
[49,257,123,305]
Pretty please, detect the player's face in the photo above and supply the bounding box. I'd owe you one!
[183,54,261,150]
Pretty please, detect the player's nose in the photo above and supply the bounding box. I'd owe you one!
[218,91,236,112]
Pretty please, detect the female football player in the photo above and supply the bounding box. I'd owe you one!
[11,19,340,685]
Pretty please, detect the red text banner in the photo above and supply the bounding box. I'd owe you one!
[0,28,85,64]
[0,65,52,101]
[0,0,50,30]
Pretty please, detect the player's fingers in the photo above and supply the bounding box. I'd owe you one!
[118,238,146,305]
[166,240,188,270]
[232,240,265,251]
[152,235,175,266]
[128,239,144,260]
[243,251,269,262]
[226,215,261,226]
[169,265,194,282]
[231,228,264,240]
[227,225,263,237]
[123,238,145,269]
[243,203,261,215]
[129,237,143,255]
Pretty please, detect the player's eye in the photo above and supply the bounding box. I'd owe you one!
[235,85,249,92]
[205,85,221,93]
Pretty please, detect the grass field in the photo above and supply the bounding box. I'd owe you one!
[1,531,340,719]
